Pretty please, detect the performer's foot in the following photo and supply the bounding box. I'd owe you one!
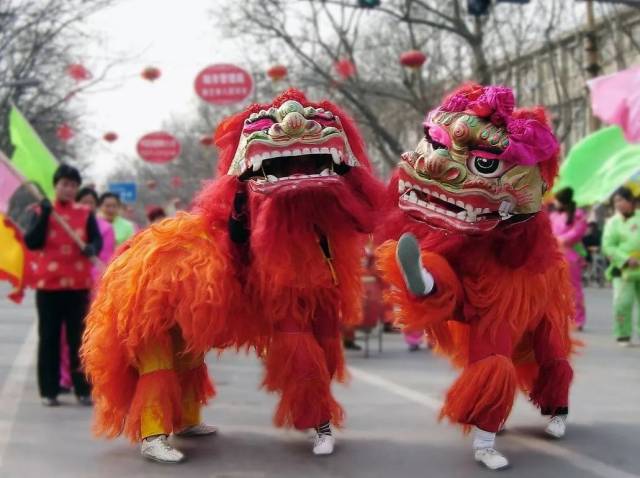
[175,423,218,437]
[76,395,93,406]
[312,433,335,456]
[617,337,632,347]
[383,322,401,333]
[396,233,434,296]
[545,415,566,438]
[141,435,185,464]
[41,397,60,407]
[343,340,362,351]
[474,448,509,470]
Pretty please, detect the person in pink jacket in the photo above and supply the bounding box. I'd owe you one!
[550,188,588,330]
[76,188,116,274]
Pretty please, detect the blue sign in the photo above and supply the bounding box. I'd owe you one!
[108,182,137,204]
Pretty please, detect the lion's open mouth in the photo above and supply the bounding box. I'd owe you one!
[397,176,518,232]
[239,145,353,189]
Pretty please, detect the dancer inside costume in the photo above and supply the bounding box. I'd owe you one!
[377,84,575,470]
[82,89,381,463]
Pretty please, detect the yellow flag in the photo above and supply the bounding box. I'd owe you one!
[0,213,26,302]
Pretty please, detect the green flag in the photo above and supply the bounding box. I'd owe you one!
[554,126,640,206]
[9,105,58,199]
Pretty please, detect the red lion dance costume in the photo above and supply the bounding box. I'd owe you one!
[377,84,575,470]
[82,89,381,463]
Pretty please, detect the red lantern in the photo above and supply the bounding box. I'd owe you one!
[56,124,74,142]
[334,59,356,80]
[267,65,288,82]
[399,50,427,69]
[142,66,161,82]
[103,132,118,142]
[146,179,157,190]
[171,176,183,189]
[200,136,213,147]
[67,64,91,82]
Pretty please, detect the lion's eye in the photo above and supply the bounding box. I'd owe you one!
[467,156,508,178]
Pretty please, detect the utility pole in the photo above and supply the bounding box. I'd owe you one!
[585,0,602,132]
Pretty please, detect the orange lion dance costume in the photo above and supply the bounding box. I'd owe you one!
[82,89,381,463]
[377,84,575,470]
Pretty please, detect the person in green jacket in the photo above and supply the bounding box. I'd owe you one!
[602,187,640,346]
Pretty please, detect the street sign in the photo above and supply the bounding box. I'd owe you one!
[194,64,253,105]
[136,132,181,164]
[108,182,137,204]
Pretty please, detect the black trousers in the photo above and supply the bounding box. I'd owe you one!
[35,290,91,398]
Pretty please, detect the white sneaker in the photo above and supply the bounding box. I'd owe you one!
[545,415,566,438]
[175,423,218,437]
[140,435,185,464]
[396,233,434,296]
[312,433,335,455]
[474,448,509,470]
[41,397,60,407]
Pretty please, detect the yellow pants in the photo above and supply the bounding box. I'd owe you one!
[137,333,204,439]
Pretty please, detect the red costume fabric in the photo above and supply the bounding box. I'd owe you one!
[377,83,576,433]
[32,200,92,290]
[82,89,382,441]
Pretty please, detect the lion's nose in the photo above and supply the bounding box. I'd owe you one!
[419,154,466,185]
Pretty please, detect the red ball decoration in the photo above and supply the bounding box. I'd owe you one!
[56,124,74,142]
[103,132,118,142]
[267,65,288,82]
[141,66,161,82]
[334,59,356,80]
[399,50,427,69]
[67,64,91,82]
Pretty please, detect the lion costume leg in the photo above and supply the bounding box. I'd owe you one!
[134,329,215,463]
[440,322,515,470]
[530,319,573,438]
[263,305,344,455]
[263,317,343,430]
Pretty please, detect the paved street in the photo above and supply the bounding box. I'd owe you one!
[0,286,638,478]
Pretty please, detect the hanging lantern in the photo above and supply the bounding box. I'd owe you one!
[399,50,427,69]
[67,64,91,82]
[171,175,183,189]
[141,66,161,82]
[56,124,74,142]
[334,59,356,80]
[200,135,213,147]
[267,64,288,82]
[146,179,157,190]
[103,132,118,142]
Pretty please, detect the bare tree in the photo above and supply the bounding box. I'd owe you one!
[218,0,599,172]
[0,0,113,169]
[218,0,640,173]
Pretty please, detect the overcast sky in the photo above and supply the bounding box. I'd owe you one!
[79,0,242,183]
